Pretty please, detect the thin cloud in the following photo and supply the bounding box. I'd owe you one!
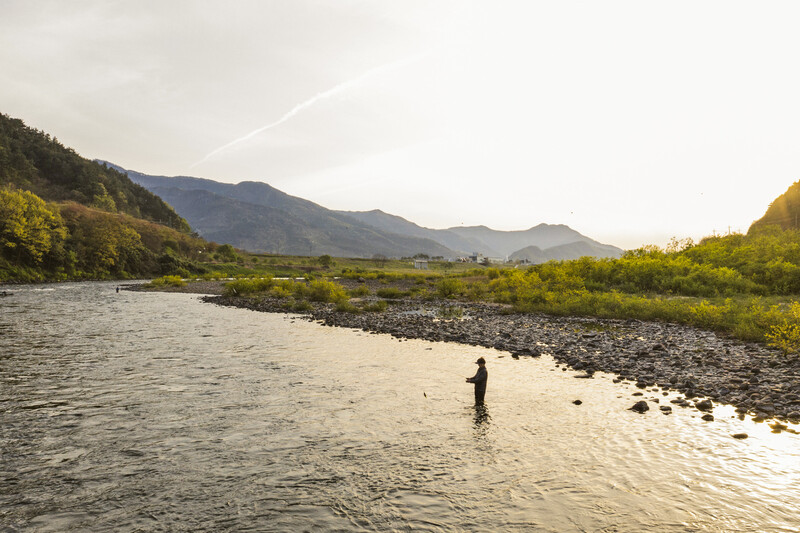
[190,53,425,169]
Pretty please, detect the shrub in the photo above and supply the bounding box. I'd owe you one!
[349,285,371,297]
[436,278,464,299]
[306,279,348,303]
[765,301,800,354]
[376,287,409,299]
[223,277,274,296]
[485,267,501,280]
[335,301,361,313]
[291,299,313,313]
[362,300,388,312]
[147,275,185,288]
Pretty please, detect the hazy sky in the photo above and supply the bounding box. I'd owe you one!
[3,1,800,249]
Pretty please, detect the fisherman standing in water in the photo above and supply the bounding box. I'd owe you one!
[466,357,488,404]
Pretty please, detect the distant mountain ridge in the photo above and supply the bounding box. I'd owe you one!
[340,209,624,261]
[104,163,458,258]
[104,162,624,261]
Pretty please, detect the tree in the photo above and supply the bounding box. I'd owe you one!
[0,188,67,265]
[318,254,333,268]
[215,243,238,262]
[372,253,388,267]
[91,183,117,212]
[69,214,145,275]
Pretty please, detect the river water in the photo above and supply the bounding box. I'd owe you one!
[1,282,799,532]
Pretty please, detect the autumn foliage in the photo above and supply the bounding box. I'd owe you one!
[0,190,208,281]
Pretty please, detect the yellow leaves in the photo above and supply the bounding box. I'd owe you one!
[765,301,800,354]
[0,187,66,264]
[77,216,143,271]
[90,182,117,212]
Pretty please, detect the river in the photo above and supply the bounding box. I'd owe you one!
[1,282,799,532]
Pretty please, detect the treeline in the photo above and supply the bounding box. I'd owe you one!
[423,227,800,349]
[0,112,188,232]
[0,188,210,281]
[462,226,800,303]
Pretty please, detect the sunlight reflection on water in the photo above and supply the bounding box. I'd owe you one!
[1,282,799,532]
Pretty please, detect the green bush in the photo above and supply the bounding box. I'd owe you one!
[306,279,348,303]
[290,299,313,313]
[223,277,274,296]
[362,300,388,312]
[765,301,800,354]
[147,275,185,288]
[348,285,371,297]
[436,278,464,299]
[335,301,361,313]
[376,287,409,299]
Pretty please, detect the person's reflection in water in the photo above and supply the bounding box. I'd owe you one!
[472,403,491,439]
[473,403,490,427]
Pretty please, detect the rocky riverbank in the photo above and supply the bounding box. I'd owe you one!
[203,293,800,425]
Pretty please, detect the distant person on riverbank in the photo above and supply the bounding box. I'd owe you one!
[466,357,488,404]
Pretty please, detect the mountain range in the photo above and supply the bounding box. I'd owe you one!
[102,162,625,261]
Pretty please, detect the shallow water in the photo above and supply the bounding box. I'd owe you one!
[1,282,799,532]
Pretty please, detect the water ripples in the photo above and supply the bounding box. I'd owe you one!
[2,282,800,531]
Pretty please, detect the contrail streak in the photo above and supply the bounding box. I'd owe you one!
[190,54,424,169]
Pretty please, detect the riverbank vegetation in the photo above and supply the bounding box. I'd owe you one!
[0,189,211,281]
[209,226,800,354]
[1,112,208,281]
[5,108,800,352]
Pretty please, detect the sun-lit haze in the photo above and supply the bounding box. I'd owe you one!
[2,1,799,249]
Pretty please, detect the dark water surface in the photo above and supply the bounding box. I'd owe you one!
[2,282,799,532]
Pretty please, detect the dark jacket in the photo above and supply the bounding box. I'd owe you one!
[468,366,488,393]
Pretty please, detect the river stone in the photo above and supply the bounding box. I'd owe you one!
[572,400,583,405]
[732,433,748,439]
[695,399,714,412]
[630,400,649,413]
[701,414,714,421]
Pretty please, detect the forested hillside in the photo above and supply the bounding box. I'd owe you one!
[109,163,459,258]
[0,113,188,231]
[0,112,208,281]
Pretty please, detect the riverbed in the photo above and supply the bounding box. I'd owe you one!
[2,282,799,531]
